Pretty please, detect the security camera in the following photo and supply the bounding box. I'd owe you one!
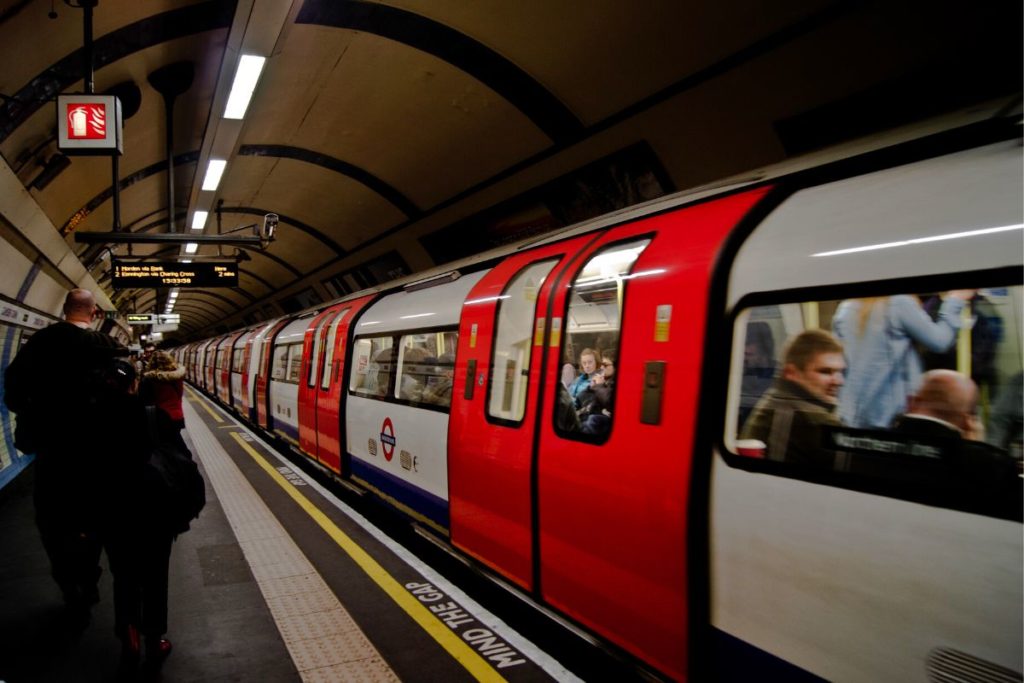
[261,213,278,242]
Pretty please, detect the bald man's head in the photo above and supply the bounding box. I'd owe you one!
[63,289,96,324]
[908,369,978,433]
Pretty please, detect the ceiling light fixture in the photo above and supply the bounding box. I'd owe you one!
[223,55,266,120]
[202,159,227,191]
[190,210,208,231]
[185,242,198,254]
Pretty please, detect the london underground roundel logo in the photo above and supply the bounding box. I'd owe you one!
[380,417,396,461]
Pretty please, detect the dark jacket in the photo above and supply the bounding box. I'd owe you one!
[139,366,186,423]
[740,378,840,466]
[4,322,125,518]
[891,414,1021,520]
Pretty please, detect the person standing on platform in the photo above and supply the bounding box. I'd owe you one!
[94,359,177,670]
[139,350,189,456]
[3,288,122,625]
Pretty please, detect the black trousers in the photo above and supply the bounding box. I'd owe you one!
[104,528,174,640]
[33,457,102,607]
[35,510,102,606]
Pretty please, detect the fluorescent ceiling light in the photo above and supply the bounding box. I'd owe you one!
[185,242,198,254]
[202,159,227,191]
[812,224,1023,257]
[223,55,266,120]
[191,210,208,231]
[180,259,192,263]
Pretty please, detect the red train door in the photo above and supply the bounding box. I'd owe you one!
[534,188,769,681]
[220,332,242,405]
[448,235,595,590]
[256,319,289,428]
[298,309,334,457]
[239,330,255,417]
[312,294,375,474]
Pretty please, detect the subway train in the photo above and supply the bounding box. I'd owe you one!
[177,112,1023,682]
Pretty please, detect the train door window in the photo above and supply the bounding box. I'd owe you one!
[724,282,1022,520]
[555,238,652,441]
[271,344,289,380]
[307,312,338,388]
[320,308,350,390]
[487,259,558,424]
[350,336,395,397]
[396,330,459,409]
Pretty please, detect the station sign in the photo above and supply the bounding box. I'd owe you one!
[126,314,180,326]
[112,260,239,288]
[57,94,123,155]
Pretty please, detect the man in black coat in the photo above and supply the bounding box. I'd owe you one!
[3,288,124,621]
[891,369,1020,520]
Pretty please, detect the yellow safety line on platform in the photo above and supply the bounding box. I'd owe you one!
[228,431,507,683]
[185,387,223,423]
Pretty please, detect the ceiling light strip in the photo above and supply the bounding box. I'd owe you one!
[223,55,267,120]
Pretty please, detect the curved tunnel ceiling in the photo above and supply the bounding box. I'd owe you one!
[0,0,1017,341]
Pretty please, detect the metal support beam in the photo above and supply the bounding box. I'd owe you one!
[74,232,266,246]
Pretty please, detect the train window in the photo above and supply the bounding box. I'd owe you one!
[271,344,288,381]
[555,238,651,441]
[286,344,303,383]
[230,346,241,373]
[350,336,395,397]
[487,259,557,424]
[396,330,459,409]
[725,284,1022,520]
[307,312,339,388]
[320,309,350,390]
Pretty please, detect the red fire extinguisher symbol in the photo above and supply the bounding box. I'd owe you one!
[67,104,106,139]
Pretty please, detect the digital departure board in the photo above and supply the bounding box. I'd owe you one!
[112,260,239,288]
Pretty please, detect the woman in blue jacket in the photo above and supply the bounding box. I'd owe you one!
[832,290,973,429]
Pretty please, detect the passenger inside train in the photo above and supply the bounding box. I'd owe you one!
[555,239,650,439]
[738,329,846,466]
[730,283,1023,520]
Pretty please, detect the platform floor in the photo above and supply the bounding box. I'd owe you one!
[0,389,579,682]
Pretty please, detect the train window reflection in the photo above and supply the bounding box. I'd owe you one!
[555,238,651,440]
[726,284,1022,520]
[350,336,395,397]
[488,259,556,424]
[271,344,288,381]
[396,330,458,409]
[286,344,303,383]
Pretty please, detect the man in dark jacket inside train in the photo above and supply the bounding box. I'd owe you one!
[891,369,1021,519]
[740,329,845,465]
[3,288,124,624]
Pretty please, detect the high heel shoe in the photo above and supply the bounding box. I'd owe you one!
[145,637,173,668]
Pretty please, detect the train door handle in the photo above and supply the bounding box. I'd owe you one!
[464,359,477,400]
[640,361,666,425]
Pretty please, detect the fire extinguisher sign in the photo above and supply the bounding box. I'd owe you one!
[57,94,123,155]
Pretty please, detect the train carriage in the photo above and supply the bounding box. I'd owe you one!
[344,271,488,532]
[180,116,1023,682]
